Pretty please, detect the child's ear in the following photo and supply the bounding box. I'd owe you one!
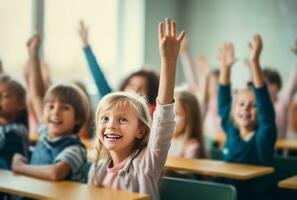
[136,127,145,139]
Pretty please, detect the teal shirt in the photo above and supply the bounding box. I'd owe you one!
[83,46,112,97]
[218,84,277,166]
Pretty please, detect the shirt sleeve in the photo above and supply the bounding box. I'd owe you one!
[218,84,234,134]
[55,145,86,176]
[142,100,176,177]
[83,46,112,97]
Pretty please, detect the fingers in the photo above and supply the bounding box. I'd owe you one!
[171,20,176,37]
[165,17,171,36]
[158,22,164,42]
[177,31,185,43]
[159,17,185,42]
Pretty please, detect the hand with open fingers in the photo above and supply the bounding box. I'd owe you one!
[27,34,40,58]
[159,17,185,61]
[12,153,27,172]
[249,34,262,64]
[292,39,297,55]
[79,20,88,46]
[218,42,236,70]
[196,54,211,76]
[179,35,189,54]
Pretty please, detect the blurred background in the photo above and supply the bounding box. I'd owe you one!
[0,0,297,97]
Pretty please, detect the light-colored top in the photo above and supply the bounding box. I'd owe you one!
[165,156,274,180]
[278,175,297,190]
[0,169,149,200]
[89,102,175,200]
[275,66,297,138]
[168,135,199,159]
[203,99,224,139]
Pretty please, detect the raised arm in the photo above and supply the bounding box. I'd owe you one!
[218,43,236,85]
[248,34,265,88]
[27,34,45,121]
[158,18,185,104]
[179,36,198,85]
[217,43,236,132]
[79,21,112,97]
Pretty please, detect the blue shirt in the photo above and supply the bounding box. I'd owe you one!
[0,123,28,169]
[218,84,277,166]
[30,125,87,181]
[83,46,112,97]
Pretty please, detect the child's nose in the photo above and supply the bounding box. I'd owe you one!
[107,119,116,129]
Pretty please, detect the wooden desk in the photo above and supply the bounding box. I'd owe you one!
[278,175,297,190]
[275,139,297,151]
[0,169,149,200]
[165,156,274,180]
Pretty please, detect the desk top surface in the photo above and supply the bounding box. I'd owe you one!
[165,156,274,180]
[275,139,297,150]
[0,169,149,200]
[278,175,297,190]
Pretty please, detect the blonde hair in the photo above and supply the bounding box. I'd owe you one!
[93,91,151,167]
[175,89,206,158]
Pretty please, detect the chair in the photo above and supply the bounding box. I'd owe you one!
[160,176,236,200]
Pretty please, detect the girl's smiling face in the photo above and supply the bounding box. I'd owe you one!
[233,90,257,130]
[97,104,144,158]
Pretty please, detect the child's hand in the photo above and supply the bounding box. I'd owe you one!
[292,39,297,55]
[218,43,236,70]
[159,17,185,61]
[12,153,27,172]
[27,34,40,58]
[196,54,211,77]
[249,34,262,64]
[79,20,89,47]
[179,35,189,54]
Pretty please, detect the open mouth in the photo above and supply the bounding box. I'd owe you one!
[104,133,123,140]
[49,119,63,125]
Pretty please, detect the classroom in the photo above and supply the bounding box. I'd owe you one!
[0,0,297,200]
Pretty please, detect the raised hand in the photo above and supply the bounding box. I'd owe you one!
[179,35,189,54]
[79,20,88,46]
[27,34,40,58]
[159,17,185,61]
[249,34,262,64]
[196,54,211,77]
[158,17,185,104]
[218,43,236,70]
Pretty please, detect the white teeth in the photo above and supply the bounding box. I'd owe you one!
[104,134,122,140]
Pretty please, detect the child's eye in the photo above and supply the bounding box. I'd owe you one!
[119,117,128,123]
[47,104,54,110]
[63,105,71,110]
[100,116,109,123]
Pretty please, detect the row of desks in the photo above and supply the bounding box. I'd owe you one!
[0,169,149,200]
[80,138,297,151]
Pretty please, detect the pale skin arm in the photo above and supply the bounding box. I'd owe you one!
[179,36,198,85]
[27,34,46,121]
[12,153,71,181]
[79,20,89,47]
[249,34,265,88]
[218,43,236,85]
[158,17,185,104]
